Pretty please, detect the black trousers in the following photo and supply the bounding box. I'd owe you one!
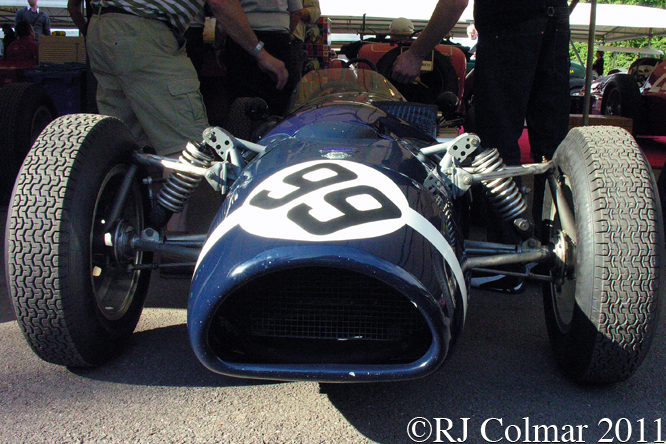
[223,31,301,117]
[474,9,571,166]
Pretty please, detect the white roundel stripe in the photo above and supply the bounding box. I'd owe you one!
[196,160,467,313]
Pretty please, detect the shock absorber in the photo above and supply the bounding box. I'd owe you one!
[152,141,215,228]
[471,148,529,223]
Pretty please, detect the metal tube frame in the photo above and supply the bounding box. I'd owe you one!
[463,247,553,272]
[105,163,138,232]
[547,171,577,244]
[464,161,553,185]
[131,238,201,262]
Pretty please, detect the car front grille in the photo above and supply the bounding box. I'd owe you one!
[208,266,432,365]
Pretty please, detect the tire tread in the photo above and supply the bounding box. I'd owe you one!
[7,114,124,366]
[556,125,662,383]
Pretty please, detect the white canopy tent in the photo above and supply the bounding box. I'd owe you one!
[569,2,666,43]
[322,1,666,46]
[3,0,666,46]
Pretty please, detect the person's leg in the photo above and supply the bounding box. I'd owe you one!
[91,14,208,157]
[86,14,149,147]
[261,33,301,116]
[291,39,305,81]
[470,18,549,292]
[525,14,570,163]
[223,38,265,112]
[473,18,547,166]
[526,13,570,236]
[90,14,211,235]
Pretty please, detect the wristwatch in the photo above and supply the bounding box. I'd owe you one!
[250,41,265,56]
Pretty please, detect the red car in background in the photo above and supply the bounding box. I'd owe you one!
[571,56,666,136]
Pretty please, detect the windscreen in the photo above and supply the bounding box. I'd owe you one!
[287,68,404,114]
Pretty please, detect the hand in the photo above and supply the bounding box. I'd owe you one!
[391,50,423,85]
[256,51,289,90]
[289,9,307,34]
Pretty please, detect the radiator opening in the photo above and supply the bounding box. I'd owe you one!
[208,266,433,365]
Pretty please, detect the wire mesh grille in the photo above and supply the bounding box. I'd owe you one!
[221,267,427,341]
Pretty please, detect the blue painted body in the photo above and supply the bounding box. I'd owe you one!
[188,69,467,382]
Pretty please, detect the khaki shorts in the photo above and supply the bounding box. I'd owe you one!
[87,13,208,156]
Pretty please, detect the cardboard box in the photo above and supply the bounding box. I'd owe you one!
[39,36,86,64]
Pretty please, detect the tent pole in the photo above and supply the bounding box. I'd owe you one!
[582,0,597,126]
[571,37,585,67]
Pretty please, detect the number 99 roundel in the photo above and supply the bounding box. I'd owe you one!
[245,161,404,240]
[197,159,465,304]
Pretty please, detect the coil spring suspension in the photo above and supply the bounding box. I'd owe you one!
[471,148,527,221]
[157,142,214,213]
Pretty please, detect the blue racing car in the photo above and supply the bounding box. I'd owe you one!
[5,64,663,385]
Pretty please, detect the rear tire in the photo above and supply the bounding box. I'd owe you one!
[541,126,663,384]
[224,97,258,140]
[377,47,459,104]
[5,114,152,367]
[0,82,57,204]
[601,74,642,133]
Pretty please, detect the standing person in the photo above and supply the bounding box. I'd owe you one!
[592,50,604,77]
[221,0,303,117]
[290,0,320,79]
[472,0,571,169]
[392,0,571,170]
[15,0,50,40]
[392,0,573,292]
[67,0,288,158]
[2,25,17,53]
[5,21,39,64]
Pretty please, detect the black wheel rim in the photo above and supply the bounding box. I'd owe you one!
[90,164,145,321]
[604,88,621,116]
[544,172,577,333]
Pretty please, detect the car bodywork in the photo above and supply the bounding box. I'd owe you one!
[5,65,664,385]
[190,69,467,381]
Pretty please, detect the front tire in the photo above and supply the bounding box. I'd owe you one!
[542,126,663,384]
[5,114,152,367]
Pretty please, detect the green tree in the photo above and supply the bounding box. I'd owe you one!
[571,0,666,71]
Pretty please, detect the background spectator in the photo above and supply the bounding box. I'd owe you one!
[15,0,51,41]
[2,24,17,54]
[290,0,320,80]
[5,20,39,64]
[593,50,604,77]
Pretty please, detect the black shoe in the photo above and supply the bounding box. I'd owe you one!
[471,268,525,294]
